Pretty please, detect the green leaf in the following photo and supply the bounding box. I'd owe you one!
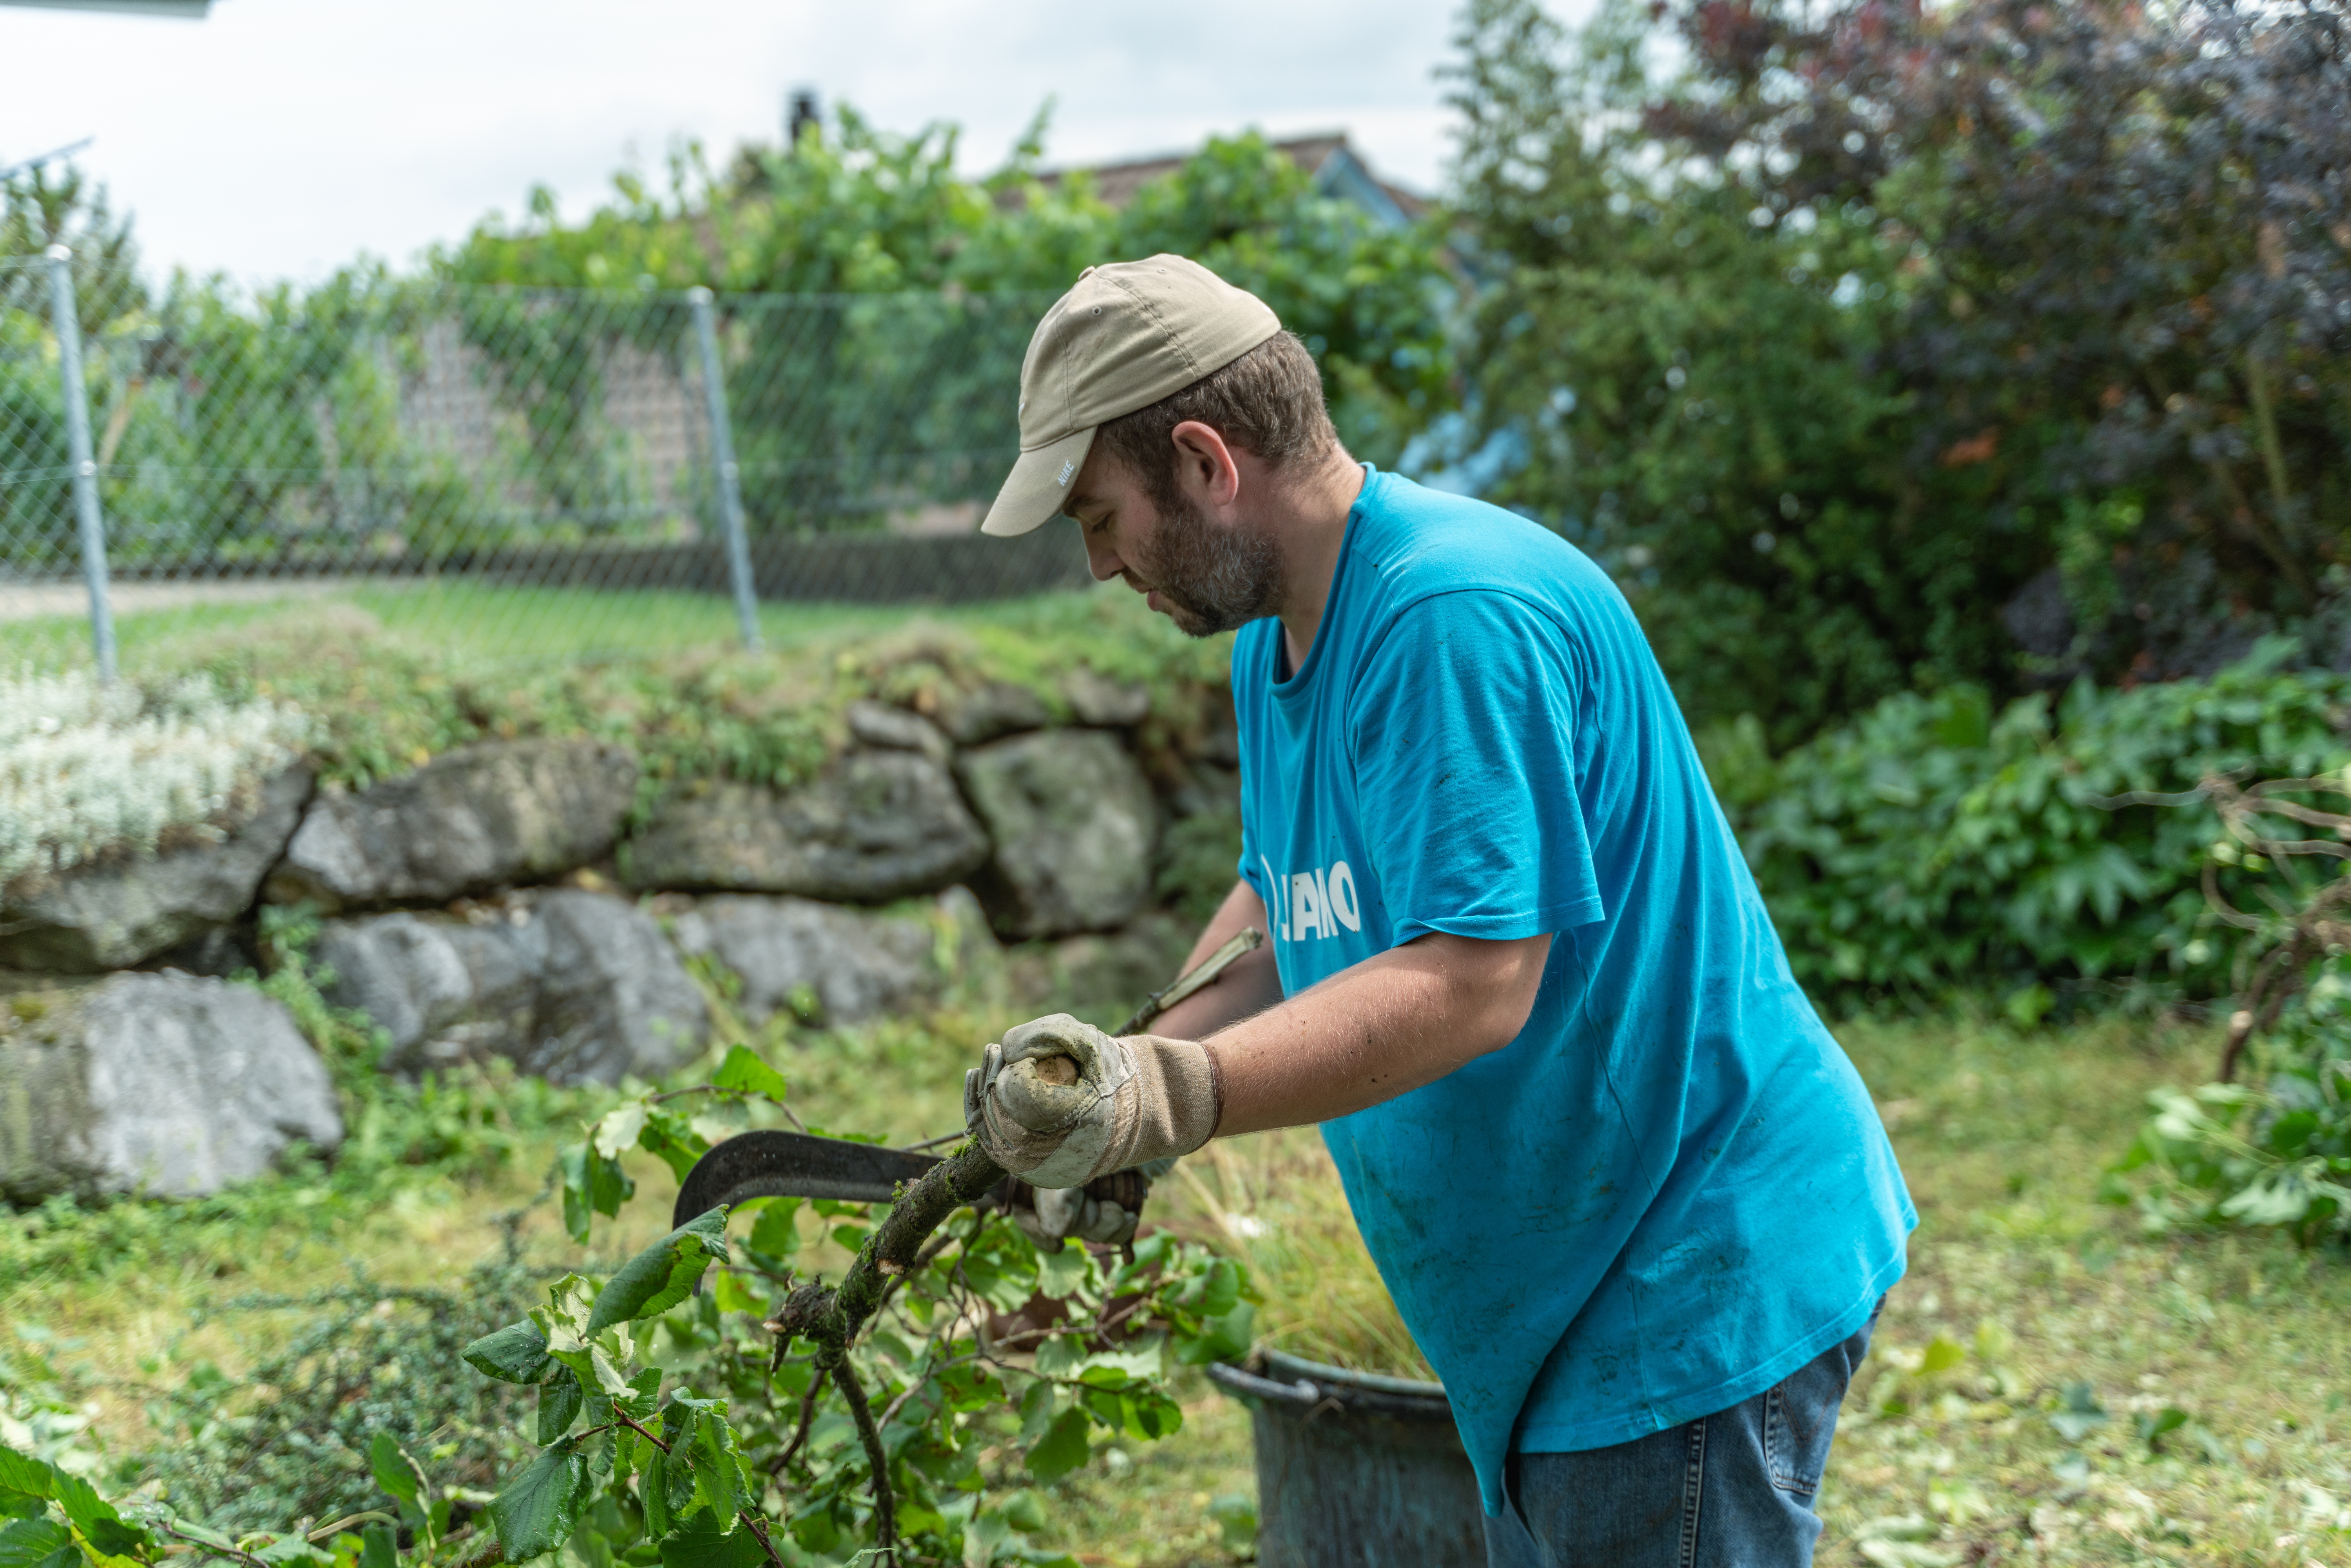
[0,1496,40,1525]
[254,1536,333,1568]
[1034,1243,1091,1300]
[1025,1406,1091,1483]
[369,1431,427,1513]
[538,1367,587,1443]
[359,1521,399,1568]
[2049,1382,2108,1443]
[558,1143,638,1248]
[591,1103,649,1160]
[1173,1302,1256,1367]
[1918,1335,1966,1375]
[0,1519,75,1568]
[50,1471,143,1556]
[488,1438,592,1562]
[707,1045,789,1103]
[635,1109,711,1184]
[655,1514,766,1568]
[1209,1493,1258,1552]
[638,1444,673,1540]
[709,1270,762,1317]
[1000,1489,1048,1533]
[0,1455,51,1503]
[746,1198,801,1260]
[464,1320,555,1385]
[621,1365,665,1420]
[587,1209,731,1334]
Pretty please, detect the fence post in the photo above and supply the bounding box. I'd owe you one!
[688,286,763,653]
[45,244,118,682]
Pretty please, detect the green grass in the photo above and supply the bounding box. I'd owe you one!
[8,974,2348,1566]
[2,581,1107,674]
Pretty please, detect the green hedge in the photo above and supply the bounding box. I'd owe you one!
[1709,640,2351,1006]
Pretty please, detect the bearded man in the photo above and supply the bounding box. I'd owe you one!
[961,255,1914,1567]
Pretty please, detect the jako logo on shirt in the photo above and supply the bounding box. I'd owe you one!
[1262,857,1362,942]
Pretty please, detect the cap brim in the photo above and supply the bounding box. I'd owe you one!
[981,427,1098,538]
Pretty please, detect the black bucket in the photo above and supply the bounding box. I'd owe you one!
[1206,1349,1485,1568]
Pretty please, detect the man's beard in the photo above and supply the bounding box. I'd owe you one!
[1134,490,1285,638]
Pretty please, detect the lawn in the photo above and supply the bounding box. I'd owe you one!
[7,982,2346,1567]
[0,578,1106,673]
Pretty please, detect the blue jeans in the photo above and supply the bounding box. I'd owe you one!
[1483,1305,1880,1568]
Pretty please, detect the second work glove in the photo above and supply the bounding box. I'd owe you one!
[964,1014,1222,1189]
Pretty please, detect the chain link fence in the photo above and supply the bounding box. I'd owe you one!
[0,255,1090,670]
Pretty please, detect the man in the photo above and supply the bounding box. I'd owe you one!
[961,255,1914,1566]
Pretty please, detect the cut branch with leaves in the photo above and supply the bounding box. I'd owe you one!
[464,1045,1255,1567]
[2106,768,2351,1246]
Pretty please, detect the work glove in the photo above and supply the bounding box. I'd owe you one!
[964,1014,1221,1190]
[1022,1186,1137,1248]
[1015,1157,1183,1248]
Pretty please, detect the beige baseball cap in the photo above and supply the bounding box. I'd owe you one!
[981,255,1282,538]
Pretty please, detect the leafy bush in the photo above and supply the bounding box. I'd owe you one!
[1712,641,2351,1004]
[0,668,310,888]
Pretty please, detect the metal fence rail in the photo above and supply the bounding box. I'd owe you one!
[0,257,1084,668]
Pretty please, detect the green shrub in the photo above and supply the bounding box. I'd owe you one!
[1712,640,2351,1004]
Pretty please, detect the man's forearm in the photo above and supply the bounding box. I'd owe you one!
[1204,930,1550,1136]
[1150,879,1285,1041]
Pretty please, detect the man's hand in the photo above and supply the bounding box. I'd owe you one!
[964,1014,1222,1188]
[1019,1185,1138,1248]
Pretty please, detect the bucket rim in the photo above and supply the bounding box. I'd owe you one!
[1256,1347,1446,1400]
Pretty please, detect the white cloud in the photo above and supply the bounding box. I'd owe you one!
[0,0,1591,290]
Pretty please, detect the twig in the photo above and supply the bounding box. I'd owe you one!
[770,1372,826,1476]
[737,1512,787,1568]
[829,1353,897,1563]
[615,1412,670,1454]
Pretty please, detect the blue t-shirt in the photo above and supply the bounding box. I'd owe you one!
[1231,467,1914,1514]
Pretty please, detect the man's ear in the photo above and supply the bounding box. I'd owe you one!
[1168,420,1243,509]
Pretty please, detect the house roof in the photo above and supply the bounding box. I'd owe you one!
[1021,133,1430,229]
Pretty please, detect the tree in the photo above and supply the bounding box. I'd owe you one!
[1444,0,2033,744]
[1646,0,2351,686]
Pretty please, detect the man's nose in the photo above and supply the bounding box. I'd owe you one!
[1081,532,1125,583]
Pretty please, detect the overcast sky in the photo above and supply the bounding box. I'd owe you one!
[0,0,1582,291]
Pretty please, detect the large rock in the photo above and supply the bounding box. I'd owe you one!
[624,751,990,902]
[0,766,311,972]
[956,730,1159,939]
[1063,669,1151,728]
[314,889,707,1084]
[668,887,994,1027]
[266,739,637,912]
[936,681,1052,746]
[0,972,342,1202]
[845,700,950,762]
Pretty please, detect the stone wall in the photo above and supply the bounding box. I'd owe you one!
[0,675,1240,1199]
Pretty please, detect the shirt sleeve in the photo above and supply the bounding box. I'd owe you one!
[1346,589,1604,945]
